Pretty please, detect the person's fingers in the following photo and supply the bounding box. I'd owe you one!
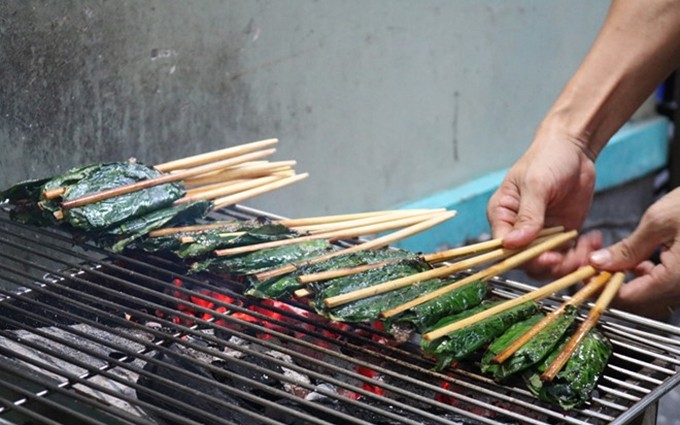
[549,230,603,276]
[590,217,668,272]
[487,189,520,240]
[632,260,655,276]
[500,183,547,249]
[612,263,680,319]
[520,231,602,279]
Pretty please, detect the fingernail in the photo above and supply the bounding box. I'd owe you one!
[590,249,611,266]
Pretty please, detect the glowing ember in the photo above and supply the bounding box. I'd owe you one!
[355,365,385,397]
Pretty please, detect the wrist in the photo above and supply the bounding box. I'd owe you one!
[533,114,600,164]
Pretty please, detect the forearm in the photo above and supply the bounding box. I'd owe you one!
[540,0,680,160]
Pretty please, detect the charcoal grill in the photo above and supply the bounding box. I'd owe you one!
[1,204,679,425]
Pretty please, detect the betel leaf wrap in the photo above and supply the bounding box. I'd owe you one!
[386,279,488,332]
[311,258,433,322]
[524,328,612,410]
[481,307,577,380]
[0,177,51,204]
[58,162,185,231]
[177,224,298,259]
[38,163,126,216]
[245,248,415,300]
[101,201,212,252]
[1,164,103,225]
[421,301,539,370]
[0,177,52,225]
[190,240,334,275]
[137,221,245,254]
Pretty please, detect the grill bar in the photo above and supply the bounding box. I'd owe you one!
[0,261,489,425]
[0,359,161,425]
[0,253,542,425]
[1,209,679,425]
[0,280,375,425]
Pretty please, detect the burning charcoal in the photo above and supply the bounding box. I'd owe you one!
[265,349,313,398]
[304,383,338,401]
[264,397,353,425]
[211,354,285,400]
[136,343,257,425]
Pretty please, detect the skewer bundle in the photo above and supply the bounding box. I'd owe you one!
[219,225,619,410]
[0,140,623,410]
[0,139,306,251]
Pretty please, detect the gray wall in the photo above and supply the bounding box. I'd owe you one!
[0,1,612,218]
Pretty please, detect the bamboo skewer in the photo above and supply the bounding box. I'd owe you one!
[276,210,435,228]
[151,209,449,258]
[297,226,563,286]
[422,265,598,341]
[423,226,564,264]
[323,246,520,309]
[214,210,448,257]
[155,138,278,172]
[180,232,245,244]
[294,288,314,298]
[492,270,612,365]
[381,230,578,319]
[60,149,277,210]
[148,221,239,237]
[146,209,443,238]
[212,172,309,210]
[43,187,66,200]
[182,161,296,188]
[185,179,250,196]
[297,231,557,299]
[295,209,446,234]
[174,175,282,205]
[322,233,559,308]
[254,211,457,282]
[540,272,624,382]
[297,259,399,284]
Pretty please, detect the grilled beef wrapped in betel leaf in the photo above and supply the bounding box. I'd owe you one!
[311,258,439,322]
[176,223,300,259]
[137,221,243,254]
[1,162,186,231]
[385,279,488,335]
[523,328,611,410]
[46,162,185,231]
[100,201,212,252]
[0,177,52,225]
[245,248,415,300]
[421,300,539,370]
[191,240,334,275]
[481,307,578,381]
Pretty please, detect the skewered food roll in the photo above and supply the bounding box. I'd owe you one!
[385,280,488,334]
[310,258,432,322]
[523,328,612,410]
[2,162,186,230]
[420,301,540,370]
[246,248,413,299]
[481,307,576,380]
[191,240,334,275]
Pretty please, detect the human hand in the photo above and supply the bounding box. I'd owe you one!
[486,126,600,277]
[589,188,680,319]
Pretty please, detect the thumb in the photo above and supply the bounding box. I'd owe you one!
[589,227,660,271]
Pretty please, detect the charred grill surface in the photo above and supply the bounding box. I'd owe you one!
[0,206,679,425]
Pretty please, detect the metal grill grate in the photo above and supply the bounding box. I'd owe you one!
[1,206,679,425]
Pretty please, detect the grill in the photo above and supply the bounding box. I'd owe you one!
[1,205,680,425]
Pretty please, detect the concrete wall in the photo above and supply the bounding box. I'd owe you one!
[1,1,615,218]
